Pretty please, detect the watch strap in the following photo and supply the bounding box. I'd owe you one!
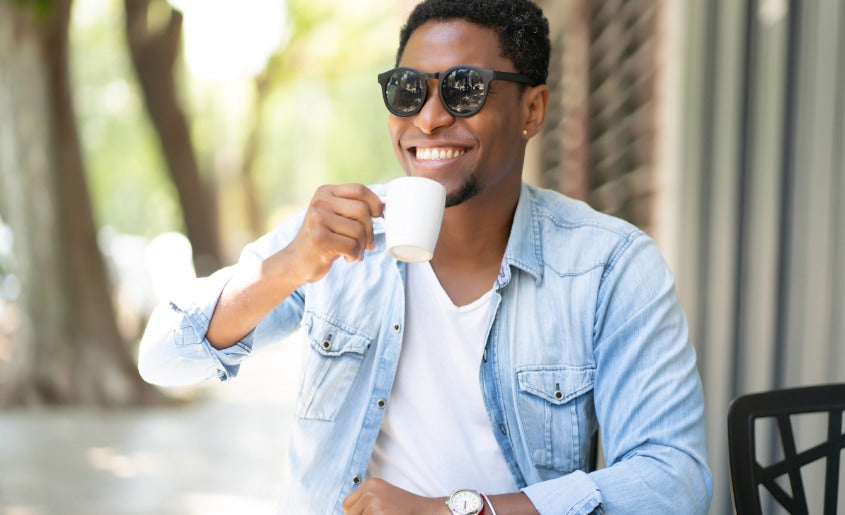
[480,493,496,515]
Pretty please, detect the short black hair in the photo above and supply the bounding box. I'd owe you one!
[396,0,550,87]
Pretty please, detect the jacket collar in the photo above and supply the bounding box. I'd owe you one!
[497,182,543,288]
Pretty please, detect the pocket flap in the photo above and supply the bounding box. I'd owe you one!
[517,365,596,405]
[304,312,372,357]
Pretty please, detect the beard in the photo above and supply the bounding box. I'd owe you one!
[445,173,481,207]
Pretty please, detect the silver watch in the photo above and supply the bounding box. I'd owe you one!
[445,488,484,515]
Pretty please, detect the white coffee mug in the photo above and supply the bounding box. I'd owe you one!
[383,176,446,262]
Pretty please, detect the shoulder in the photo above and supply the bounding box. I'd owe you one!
[524,184,647,276]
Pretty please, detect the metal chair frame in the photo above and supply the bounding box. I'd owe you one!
[727,383,845,514]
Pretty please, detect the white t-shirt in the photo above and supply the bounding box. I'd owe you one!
[366,262,519,496]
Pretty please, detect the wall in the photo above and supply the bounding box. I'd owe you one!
[669,0,845,512]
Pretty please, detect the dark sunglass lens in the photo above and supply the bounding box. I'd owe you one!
[441,67,486,116]
[385,69,425,116]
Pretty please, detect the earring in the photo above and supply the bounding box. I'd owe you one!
[522,129,528,137]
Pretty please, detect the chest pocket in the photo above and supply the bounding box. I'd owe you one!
[298,313,372,421]
[515,364,597,475]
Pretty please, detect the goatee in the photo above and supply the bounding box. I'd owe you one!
[445,174,481,207]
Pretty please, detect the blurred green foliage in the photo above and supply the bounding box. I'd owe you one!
[10,0,54,19]
[70,0,409,240]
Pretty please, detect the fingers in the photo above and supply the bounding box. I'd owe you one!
[313,196,375,254]
[341,483,363,514]
[342,478,433,514]
[328,183,385,218]
[309,184,381,257]
[307,211,368,263]
[300,184,383,265]
[288,184,385,284]
[342,478,382,515]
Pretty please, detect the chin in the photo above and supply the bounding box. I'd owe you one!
[445,175,481,207]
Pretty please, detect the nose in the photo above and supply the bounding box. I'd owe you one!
[413,80,455,134]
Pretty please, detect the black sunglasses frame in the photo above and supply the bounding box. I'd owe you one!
[377,65,536,118]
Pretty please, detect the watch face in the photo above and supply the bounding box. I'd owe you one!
[448,489,483,514]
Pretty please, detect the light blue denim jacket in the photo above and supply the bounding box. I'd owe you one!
[139,182,713,514]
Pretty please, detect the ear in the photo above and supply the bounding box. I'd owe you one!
[521,84,550,139]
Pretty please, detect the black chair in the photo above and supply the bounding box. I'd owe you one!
[727,383,845,514]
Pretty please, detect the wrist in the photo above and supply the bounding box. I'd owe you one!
[432,497,452,515]
[480,493,497,515]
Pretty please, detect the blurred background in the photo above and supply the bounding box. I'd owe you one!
[0,0,842,513]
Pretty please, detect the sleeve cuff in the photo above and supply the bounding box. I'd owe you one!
[521,470,603,515]
[171,266,256,381]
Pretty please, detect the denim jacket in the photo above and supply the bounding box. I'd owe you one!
[139,182,713,514]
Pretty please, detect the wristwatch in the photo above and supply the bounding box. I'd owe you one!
[445,488,485,515]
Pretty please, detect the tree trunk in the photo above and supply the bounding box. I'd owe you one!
[240,73,271,237]
[124,0,222,275]
[0,0,162,406]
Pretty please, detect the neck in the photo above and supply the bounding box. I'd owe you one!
[434,201,515,267]
[427,181,520,306]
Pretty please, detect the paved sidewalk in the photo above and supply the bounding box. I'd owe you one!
[0,343,302,515]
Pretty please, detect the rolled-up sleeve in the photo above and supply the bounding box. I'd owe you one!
[138,213,306,387]
[522,470,602,515]
[138,266,255,386]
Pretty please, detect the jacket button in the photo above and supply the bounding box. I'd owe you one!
[392,323,401,333]
[352,475,361,485]
[554,390,564,400]
[377,399,386,408]
[321,340,331,350]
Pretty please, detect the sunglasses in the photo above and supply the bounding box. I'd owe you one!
[377,65,536,118]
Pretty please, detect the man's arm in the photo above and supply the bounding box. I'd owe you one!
[342,479,539,515]
[138,184,383,385]
[523,233,712,514]
[206,184,384,348]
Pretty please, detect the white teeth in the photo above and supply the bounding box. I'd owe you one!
[415,147,466,161]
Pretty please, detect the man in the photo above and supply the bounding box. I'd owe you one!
[138,0,713,513]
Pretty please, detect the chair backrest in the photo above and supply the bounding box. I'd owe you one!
[727,383,845,515]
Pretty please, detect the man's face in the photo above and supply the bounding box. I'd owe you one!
[388,20,527,208]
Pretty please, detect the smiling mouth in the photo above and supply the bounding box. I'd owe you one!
[412,146,468,161]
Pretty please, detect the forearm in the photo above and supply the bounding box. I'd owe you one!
[206,247,304,349]
[342,478,538,514]
[427,492,539,515]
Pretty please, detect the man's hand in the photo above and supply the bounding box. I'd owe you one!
[287,184,384,284]
[205,183,382,349]
[342,478,446,515]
